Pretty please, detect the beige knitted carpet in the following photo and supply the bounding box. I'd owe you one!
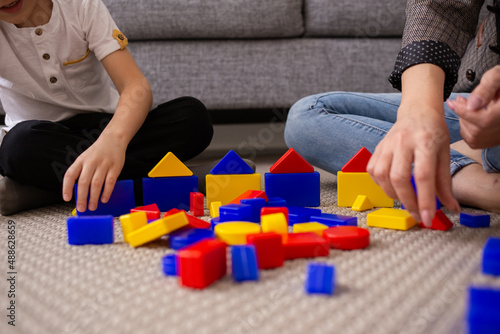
[0,170,499,334]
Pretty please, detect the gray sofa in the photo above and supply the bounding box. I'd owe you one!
[103,0,406,111]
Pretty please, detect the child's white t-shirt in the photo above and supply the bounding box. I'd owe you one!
[0,0,127,130]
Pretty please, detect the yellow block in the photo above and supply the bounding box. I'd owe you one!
[72,208,77,216]
[261,213,288,235]
[148,152,193,177]
[119,211,148,243]
[214,222,261,245]
[337,172,393,208]
[210,201,222,218]
[206,173,261,208]
[367,208,418,231]
[127,211,188,247]
[293,222,328,236]
[351,195,374,212]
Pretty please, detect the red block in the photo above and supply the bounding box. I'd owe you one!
[178,239,227,289]
[270,148,314,174]
[261,207,289,225]
[322,226,370,250]
[283,232,329,259]
[190,192,205,217]
[229,190,268,204]
[341,147,372,173]
[131,203,161,220]
[164,209,211,229]
[418,210,453,231]
[246,232,284,269]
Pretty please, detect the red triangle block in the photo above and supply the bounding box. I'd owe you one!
[164,209,211,229]
[270,148,314,174]
[131,203,161,220]
[341,147,372,173]
[419,210,453,231]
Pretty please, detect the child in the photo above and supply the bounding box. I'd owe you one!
[0,0,213,214]
[285,0,500,226]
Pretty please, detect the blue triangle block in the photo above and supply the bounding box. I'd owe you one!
[210,150,254,175]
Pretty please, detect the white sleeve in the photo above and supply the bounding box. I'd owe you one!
[79,0,128,61]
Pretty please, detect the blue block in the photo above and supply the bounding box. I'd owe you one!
[241,198,266,222]
[210,150,254,175]
[305,262,335,295]
[401,175,441,210]
[266,197,287,207]
[76,180,135,217]
[67,215,114,245]
[461,213,490,228]
[162,253,178,276]
[169,228,215,250]
[310,213,357,227]
[143,176,198,212]
[265,172,320,207]
[482,237,500,276]
[287,206,322,225]
[219,204,253,222]
[211,216,222,230]
[467,286,500,334]
[231,245,259,282]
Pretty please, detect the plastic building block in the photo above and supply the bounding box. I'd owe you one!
[261,207,289,224]
[210,217,222,230]
[246,232,284,269]
[127,211,189,247]
[162,253,178,276]
[460,213,491,228]
[418,210,453,231]
[341,147,372,173]
[240,198,266,223]
[206,173,261,208]
[323,226,370,250]
[337,172,393,208]
[163,209,211,229]
[482,237,500,276]
[305,263,335,295]
[169,228,215,250]
[67,215,114,245]
[210,150,254,175]
[265,172,321,207]
[148,151,193,177]
[131,203,161,220]
[219,204,253,222]
[143,175,198,211]
[72,208,77,216]
[178,239,227,289]
[466,286,500,334]
[210,201,222,218]
[293,222,329,236]
[401,175,441,210]
[231,245,259,282]
[287,206,322,225]
[214,222,261,245]
[76,179,135,217]
[119,211,148,243]
[351,195,373,212]
[283,232,330,259]
[270,148,314,174]
[261,213,288,236]
[310,213,357,227]
[367,208,418,230]
[265,197,287,207]
[190,192,205,217]
[229,190,268,204]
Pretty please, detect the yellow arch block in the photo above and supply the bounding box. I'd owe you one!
[119,211,148,243]
[214,222,261,245]
[367,208,418,231]
[293,222,328,236]
[337,172,393,208]
[206,173,261,208]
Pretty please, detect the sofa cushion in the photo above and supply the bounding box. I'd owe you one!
[103,0,304,40]
[305,0,406,37]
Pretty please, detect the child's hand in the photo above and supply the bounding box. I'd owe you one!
[62,133,126,212]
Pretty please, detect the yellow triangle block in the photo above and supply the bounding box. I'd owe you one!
[352,195,373,212]
[148,152,193,177]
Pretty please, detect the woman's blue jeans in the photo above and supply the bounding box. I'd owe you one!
[285,92,500,175]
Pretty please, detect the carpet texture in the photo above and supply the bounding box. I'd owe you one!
[0,171,499,334]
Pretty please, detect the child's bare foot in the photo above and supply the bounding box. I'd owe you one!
[451,140,500,212]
